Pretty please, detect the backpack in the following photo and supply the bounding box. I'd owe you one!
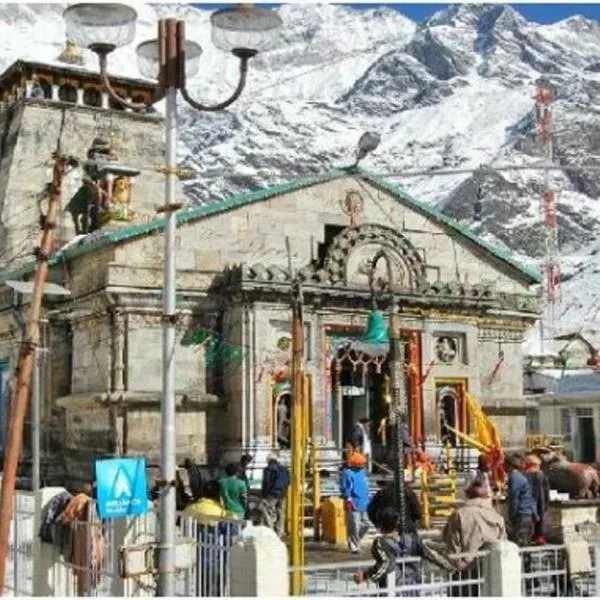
[273,465,290,495]
[39,491,72,544]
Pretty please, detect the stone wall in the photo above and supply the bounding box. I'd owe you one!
[0,99,185,269]
[109,177,535,296]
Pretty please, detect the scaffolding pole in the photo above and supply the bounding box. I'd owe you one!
[0,152,70,593]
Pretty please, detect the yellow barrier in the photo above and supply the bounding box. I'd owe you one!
[526,433,565,451]
[420,445,457,529]
[312,445,321,541]
[321,497,347,545]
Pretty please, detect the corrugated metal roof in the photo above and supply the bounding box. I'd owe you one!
[0,166,541,285]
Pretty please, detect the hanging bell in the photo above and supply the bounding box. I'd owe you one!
[361,310,389,345]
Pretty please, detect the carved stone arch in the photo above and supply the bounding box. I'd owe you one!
[324,224,427,290]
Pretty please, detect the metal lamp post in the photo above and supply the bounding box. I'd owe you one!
[365,263,408,532]
[62,4,282,595]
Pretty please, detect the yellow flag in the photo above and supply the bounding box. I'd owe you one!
[466,393,502,450]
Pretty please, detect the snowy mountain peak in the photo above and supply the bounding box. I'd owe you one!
[424,3,524,30]
[0,2,599,342]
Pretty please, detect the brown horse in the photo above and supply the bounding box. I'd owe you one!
[540,452,600,499]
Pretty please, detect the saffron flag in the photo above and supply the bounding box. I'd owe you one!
[465,393,505,485]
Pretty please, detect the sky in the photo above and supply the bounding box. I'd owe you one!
[194,3,600,25]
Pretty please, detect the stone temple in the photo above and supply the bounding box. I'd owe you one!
[0,59,541,489]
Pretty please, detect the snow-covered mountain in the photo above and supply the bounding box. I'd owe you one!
[1,2,599,348]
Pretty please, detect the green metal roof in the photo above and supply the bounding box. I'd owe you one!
[0,165,541,284]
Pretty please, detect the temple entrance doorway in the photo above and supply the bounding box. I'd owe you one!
[328,329,423,468]
[333,358,388,464]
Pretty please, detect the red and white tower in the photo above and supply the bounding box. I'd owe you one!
[535,81,560,350]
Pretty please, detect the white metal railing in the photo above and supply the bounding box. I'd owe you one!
[520,543,599,597]
[292,550,488,597]
[5,491,35,597]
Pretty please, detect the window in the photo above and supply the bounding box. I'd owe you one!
[560,408,572,442]
[83,88,102,108]
[525,408,539,434]
[58,85,77,103]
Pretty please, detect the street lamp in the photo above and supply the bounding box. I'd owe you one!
[354,131,381,167]
[62,4,282,596]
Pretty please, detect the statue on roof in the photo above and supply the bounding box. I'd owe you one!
[58,39,84,66]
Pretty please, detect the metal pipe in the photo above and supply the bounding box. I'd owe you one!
[250,303,257,444]
[290,298,305,595]
[241,306,247,450]
[32,344,41,497]
[157,82,178,598]
[389,315,407,533]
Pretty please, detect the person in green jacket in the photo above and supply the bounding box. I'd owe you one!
[219,462,248,518]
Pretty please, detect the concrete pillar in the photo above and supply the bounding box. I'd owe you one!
[229,536,289,596]
[482,540,521,597]
[51,85,59,101]
[76,87,84,106]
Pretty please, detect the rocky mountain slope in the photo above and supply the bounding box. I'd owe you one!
[1,2,599,349]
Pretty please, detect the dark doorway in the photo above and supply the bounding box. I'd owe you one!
[275,392,291,450]
[578,417,596,463]
[439,392,458,447]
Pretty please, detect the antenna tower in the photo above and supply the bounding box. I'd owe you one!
[535,81,560,351]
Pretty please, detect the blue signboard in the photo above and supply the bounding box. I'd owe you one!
[95,457,149,519]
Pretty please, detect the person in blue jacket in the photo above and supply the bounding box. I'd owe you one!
[340,451,371,554]
[505,454,537,546]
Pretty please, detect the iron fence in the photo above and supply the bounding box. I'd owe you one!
[5,491,35,597]
[175,515,243,597]
[294,550,487,597]
[521,543,599,597]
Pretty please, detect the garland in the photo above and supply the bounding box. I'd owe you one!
[184,327,242,367]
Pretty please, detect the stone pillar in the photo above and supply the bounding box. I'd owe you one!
[593,406,600,464]
[105,173,114,206]
[113,311,126,392]
[76,87,84,106]
[482,540,521,597]
[125,99,133,113]
[51,84,60,101]
[229,536,289,596]
[25,81,33,97]
[101,92,109,109]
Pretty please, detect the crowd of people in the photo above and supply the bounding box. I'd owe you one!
[343,416,551,594]
[154,416,551,596]
[152,451,291,537]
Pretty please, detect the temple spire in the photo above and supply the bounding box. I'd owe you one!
[58,39,84,66]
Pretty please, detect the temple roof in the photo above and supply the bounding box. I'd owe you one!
[0,165,541,285]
